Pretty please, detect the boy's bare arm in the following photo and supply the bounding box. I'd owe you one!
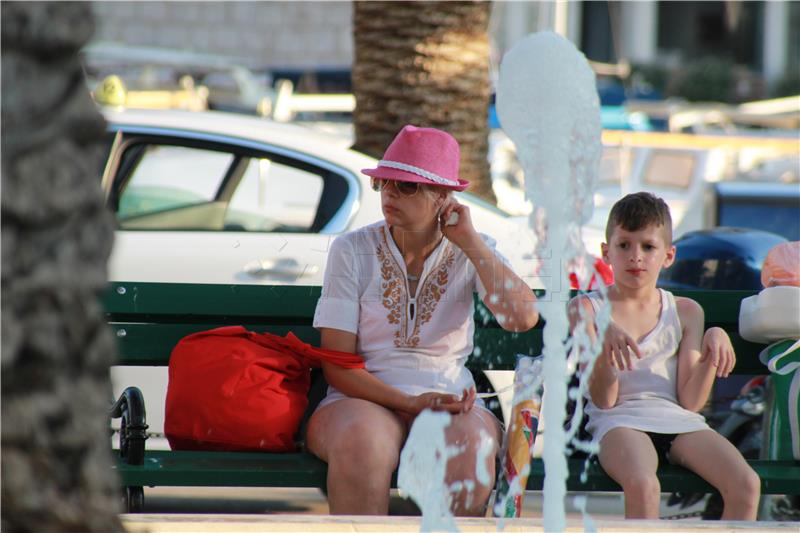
[675,298,718,412]
[568,296,618,409]
[702,327,736,378]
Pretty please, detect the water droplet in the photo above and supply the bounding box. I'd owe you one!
[116,329,127,337]
[568,388,579,400]
[116,286,126,295]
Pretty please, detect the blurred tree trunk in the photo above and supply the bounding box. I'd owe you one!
[352,1,495,203]
[1,2,123,532]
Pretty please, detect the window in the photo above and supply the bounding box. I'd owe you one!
[226,157,323,232]
[117,145,232,226]
[598,146,632,186]
[113,140,328,232]
[643,151,695,189]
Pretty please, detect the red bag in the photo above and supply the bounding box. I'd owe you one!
[164,326,364,452]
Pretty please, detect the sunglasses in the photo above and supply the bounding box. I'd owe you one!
[370,177,421,197]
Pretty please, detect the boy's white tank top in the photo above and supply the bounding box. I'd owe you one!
[584,289,709,444]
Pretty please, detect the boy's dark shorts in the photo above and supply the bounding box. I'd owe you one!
[645,431,679,464]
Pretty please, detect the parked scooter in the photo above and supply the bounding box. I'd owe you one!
[665,376,766,519]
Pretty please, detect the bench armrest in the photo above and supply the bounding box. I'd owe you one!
[110,386,148,466]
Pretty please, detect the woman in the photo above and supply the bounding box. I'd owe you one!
[306,125,539,516]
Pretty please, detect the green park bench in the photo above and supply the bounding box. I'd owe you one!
[106,282,800,512]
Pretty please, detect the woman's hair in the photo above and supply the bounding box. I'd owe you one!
[605,192,673,243]
[424,186,452,200]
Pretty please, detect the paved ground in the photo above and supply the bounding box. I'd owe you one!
[121,488,800,532]
[121,511,799,533]
[137,486,699,519]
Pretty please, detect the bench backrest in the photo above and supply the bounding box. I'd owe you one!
[105,282,765,374]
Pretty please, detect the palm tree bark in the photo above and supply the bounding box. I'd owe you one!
[352,1,495,203]
[1,2,124,532]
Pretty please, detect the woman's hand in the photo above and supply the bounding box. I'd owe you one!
[406,387,476,415]
[601,321,641,371]
[440,199,480,251]
[701,326,735,378]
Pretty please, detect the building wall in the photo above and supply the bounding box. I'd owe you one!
[90,1,792,86]
[90,1,353,68]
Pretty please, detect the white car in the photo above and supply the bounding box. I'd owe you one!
[102,108,537,440]
[102,108,539,287]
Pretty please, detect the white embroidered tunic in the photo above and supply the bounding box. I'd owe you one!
[313,220,508,410]
[584,289,710,443]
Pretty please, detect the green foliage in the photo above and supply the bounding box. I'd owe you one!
[630,63,670,95]
[771,70,800,98]
[673,56,735,103]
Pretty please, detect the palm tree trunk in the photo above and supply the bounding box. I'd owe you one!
[1,3,124,532]
[352,1,495,203]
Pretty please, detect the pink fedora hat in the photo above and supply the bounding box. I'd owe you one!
[361,125,470,192]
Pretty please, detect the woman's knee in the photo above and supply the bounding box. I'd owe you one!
[446,410,501,449]
[308,401,405,470]
[445,412,500,483]
[329,419,403,473]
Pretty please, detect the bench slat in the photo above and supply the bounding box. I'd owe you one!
[105,284,755,324]
[105,283,322,318]
[106,283,764,373]
[111,323,320,365]
[110,325,766,373]
[114,451,327,488]
[114,452,799,494]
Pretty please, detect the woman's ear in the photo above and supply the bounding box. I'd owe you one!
[434,191,448,210]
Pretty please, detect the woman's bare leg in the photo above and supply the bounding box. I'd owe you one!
[306,398,407,515]
[669,430,760,520]
[442,407,503,516]
[598,427,661,518]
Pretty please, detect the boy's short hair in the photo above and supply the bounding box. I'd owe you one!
[605,192,673,243]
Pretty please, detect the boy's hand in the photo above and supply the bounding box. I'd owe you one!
[602,321,642,371]
[701,326,735,378]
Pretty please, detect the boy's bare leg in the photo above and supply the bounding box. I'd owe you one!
[306,398,408,515]
[444,407,503,516]
[599,427,661,518]
[669,429,760,520]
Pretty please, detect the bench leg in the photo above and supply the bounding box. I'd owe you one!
[110,386,148,465]
[111,387,148,513]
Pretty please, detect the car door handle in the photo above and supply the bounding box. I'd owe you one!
[244,258,319,278]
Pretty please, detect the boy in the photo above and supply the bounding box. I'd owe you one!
[569,192,760,519]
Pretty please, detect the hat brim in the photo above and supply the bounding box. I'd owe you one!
[361,166,470,192]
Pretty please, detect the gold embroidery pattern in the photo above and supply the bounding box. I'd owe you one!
[377,240,405,334]
[406,248,455,347]
[377,227,454,348]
